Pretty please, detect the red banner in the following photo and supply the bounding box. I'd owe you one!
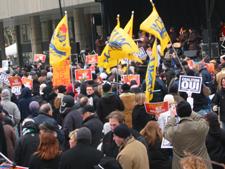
[122,74,140,86]
[34,54,46,63]
[85,54,98,65]
[75,69,92,81]
[8,76,22,95]
[144,101,169,117]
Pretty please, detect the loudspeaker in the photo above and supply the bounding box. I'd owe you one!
[200,42,219,58]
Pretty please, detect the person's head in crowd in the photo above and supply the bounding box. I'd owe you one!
[221,77,225,89]
[39,83,47,95]
[176,101,192,118]
[40,70,47,77]
[205,112,220,130]
[39,103,53,116]
[164,94,176,114]
[29,101,40,117]
[220,54,225,65]
[57,85,66,94]
[79,96,89,107]
[107,111,125,132]
[21,118,39,136]
[140,121,162,145]
[180,155,207,169]
[1,88,11,101]
[102,122,111,135]
[86,85,95,96]
[69,129,78,148]
[121,83,130,93]
[76,127,92,144]
[102,81,112,93]
[59,95,74,114]
[81,105,95,121]
[135,93,146,106]
[113,124,131,146]
[36,122,61,160]
[46,72,53,80]
[130,80,137,87]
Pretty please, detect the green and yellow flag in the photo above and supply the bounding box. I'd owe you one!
[49,14,71,65]
[140,4,170,55]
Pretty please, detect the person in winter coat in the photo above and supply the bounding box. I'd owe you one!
[0,105,8,157]
[59,127,103,169]
[212,77,225,129]
[14,118,39,167]
[18,87,33,121]
[114,124,149,169]
[86,85,100,111]
[96,82,124,122]
[82,105,103,148]
[164,101,212,169]
[119,83,136,128]
[140,121,172,169]
[1,88,21,125]
[28,122,62,169]
[205,112,225,169]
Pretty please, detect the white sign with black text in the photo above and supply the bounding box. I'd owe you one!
[178,75,202,94]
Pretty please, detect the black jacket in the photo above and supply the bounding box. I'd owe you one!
[97,93,124,122]
[29,154,61,169]
[213,89,225,121]
[59,142,103,169]
[14,134,39,167]
[83,114,103,148]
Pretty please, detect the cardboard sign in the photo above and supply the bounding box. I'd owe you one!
[85,54,98,65]
[34,54,46,63]
[21,77,33,89]
[2,60,9,71]
[8,76,22,95]
[178,75,202,94]
[144,101,169,116]
[122,74,140,86]
[75,69,92,81]
[52,60,71,87]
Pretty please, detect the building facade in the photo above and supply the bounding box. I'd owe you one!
[0,0,102,65]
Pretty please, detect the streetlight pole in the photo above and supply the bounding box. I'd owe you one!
[58,0,63,18]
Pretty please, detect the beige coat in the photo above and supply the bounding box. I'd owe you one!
[164,112,212,169]
[117,137,149,169]
[120,93,136,128]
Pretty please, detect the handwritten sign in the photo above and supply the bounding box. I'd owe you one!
[144,101,169,116]
[178,75,202,94]
[85,54,98,65]
[52,60,71,87]
[122,74,140,86]
[34,54,46,63]
[75,69,92,81]
[8,76,22,95]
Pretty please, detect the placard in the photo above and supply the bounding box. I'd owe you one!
[144,101,169,116]
[52,60,71,87]
[2,60,9,71]
[8,76,22,95]
[75,69,92,81]
[178,75,202,94]
[122,74,140,86]
[0,72,10,86]
[34,54,46,63]
[85,54,98,65]
[21,77,33,89]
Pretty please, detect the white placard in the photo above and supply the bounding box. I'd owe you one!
[2,60,9,71]
[178,75,202,94]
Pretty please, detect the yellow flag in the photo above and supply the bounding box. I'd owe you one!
[145,39,158,102]
[124,11,134,38]
[140,5,170,56]
[49,14,71,65]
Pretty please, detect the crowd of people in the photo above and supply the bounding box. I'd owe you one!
[0,27,225,169]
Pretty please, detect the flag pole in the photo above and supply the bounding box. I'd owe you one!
[65,11,75,92]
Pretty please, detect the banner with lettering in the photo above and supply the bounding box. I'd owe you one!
[21,77,33,89]
[34,54,46,63]
[85,54,98,65]
[75,69,92,81]
[144,101,169,116]
[178,75,202,94]
[8,76,22,95]
[122,74,140,86]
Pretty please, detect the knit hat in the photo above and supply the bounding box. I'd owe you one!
[76,127,92,143]
[113,124,131,139]
[163,94,175,104]
[61,95,74,108]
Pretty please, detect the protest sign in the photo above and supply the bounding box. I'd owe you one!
[121,74,140,86]
[85,54,98,65]
[8,76,22,95]
[144,101,169,116]
[2,60,9,71]
[75,69,92,81]
[0,72,10,86]
[52,60,71,87]
[34,54,46,63]
[21,77,33,89]
[178,75,202,94]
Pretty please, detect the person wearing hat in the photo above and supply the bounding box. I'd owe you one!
[164,101,212,169]
[82,105,103,148]
[59,127,103,169]
[96,81,124,122]
[113,124,149,169]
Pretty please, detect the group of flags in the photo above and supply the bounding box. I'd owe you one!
[48,1,171,102]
